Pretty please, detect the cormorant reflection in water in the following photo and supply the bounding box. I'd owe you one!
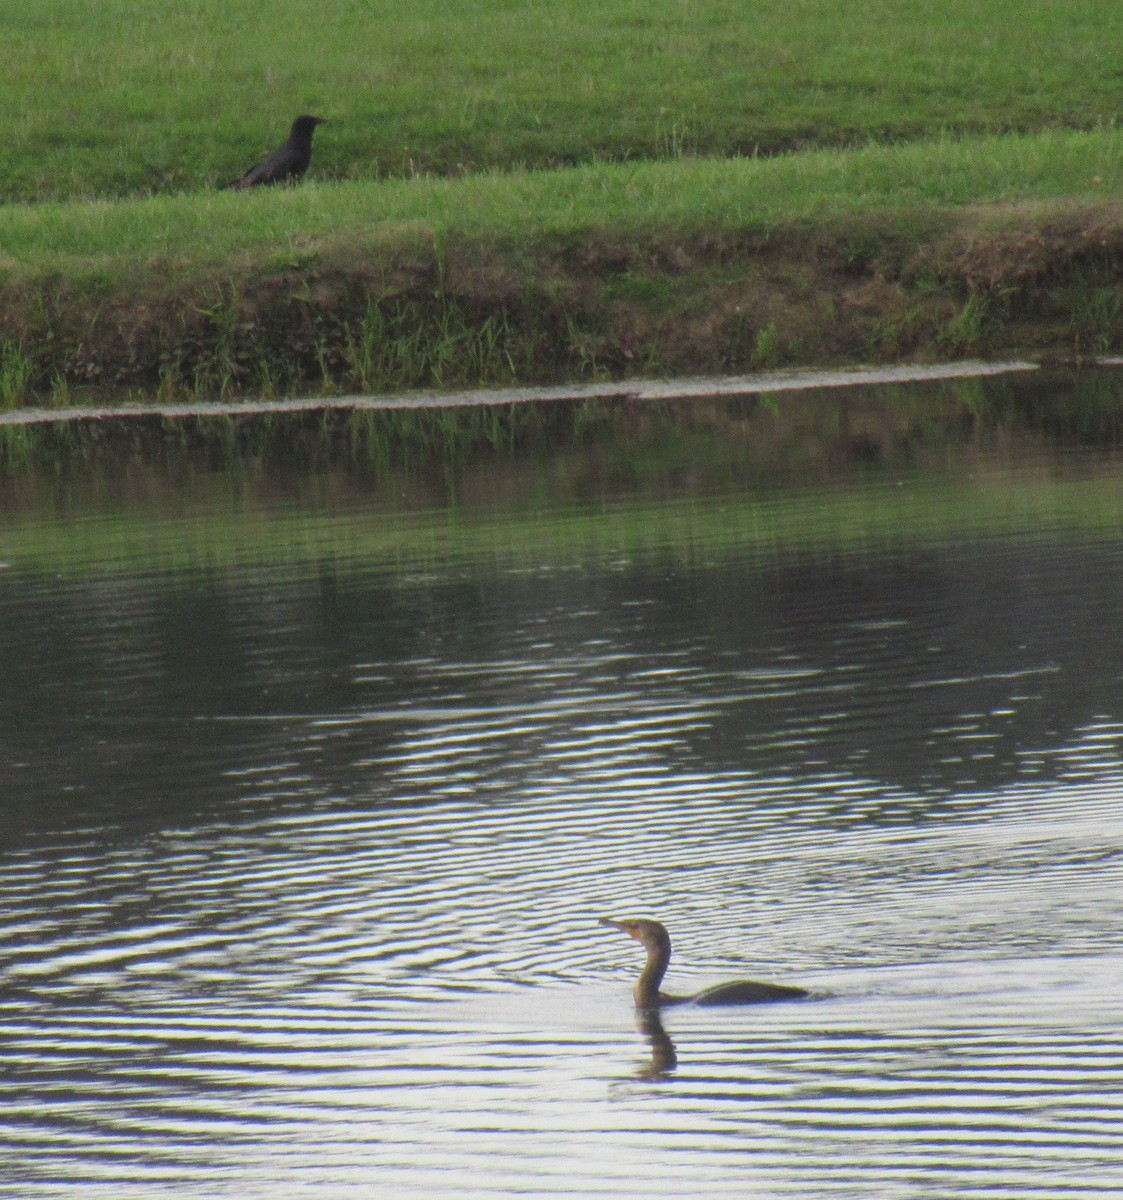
[635,1005,677,1079]
[601,916,807,1078]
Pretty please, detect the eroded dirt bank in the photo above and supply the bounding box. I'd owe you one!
[4,201,1123,405]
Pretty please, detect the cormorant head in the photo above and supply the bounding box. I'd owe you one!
[599,916,671,957]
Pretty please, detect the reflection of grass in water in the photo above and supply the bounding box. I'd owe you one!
[5,387,1123,575]
[4,456,1123,578]
[351,404,545,477]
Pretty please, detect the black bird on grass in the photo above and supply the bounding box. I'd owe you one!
[229,114,326,188]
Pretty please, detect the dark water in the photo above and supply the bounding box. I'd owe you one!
[2,386,1123,1198]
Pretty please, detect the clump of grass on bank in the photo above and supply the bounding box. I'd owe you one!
[2,0,1122,201]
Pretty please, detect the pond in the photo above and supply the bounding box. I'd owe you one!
[1,374,1122,1198]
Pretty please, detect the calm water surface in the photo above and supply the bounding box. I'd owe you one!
[1,387,1123,1197]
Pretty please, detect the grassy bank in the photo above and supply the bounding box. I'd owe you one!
[4,129,1123,402]
[5,128,1123,270]
[4,0,1123,401]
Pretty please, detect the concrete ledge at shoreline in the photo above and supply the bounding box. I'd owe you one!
[0,360,1042,427]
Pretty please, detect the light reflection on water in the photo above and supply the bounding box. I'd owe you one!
[2,417,1123,1196]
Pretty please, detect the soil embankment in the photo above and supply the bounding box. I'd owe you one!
[3,200,1123,406]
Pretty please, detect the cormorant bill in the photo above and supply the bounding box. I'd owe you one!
[599,916,808,1008]
[229,114,327,188]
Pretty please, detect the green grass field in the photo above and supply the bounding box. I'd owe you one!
[4,0,1123,402]
[3,0,1122,202]
[3,127,1122,274]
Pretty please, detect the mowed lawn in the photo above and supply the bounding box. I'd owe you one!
[1,0,1121,202]
[2,127,1122,277]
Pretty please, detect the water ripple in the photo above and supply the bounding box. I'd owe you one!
[6,448,1123,1197]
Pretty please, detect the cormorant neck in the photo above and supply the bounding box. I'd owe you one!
[633,938,670,1007]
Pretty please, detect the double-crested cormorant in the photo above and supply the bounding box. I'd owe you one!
[600,916,808,1008]
[229,114,327,188]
